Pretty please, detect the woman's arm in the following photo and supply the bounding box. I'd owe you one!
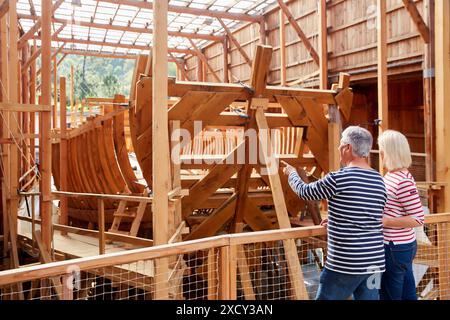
[383,216,422,228]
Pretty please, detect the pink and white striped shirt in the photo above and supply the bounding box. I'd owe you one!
[383,170,425,244]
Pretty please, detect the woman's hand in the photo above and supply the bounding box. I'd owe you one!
[320,218,328,227]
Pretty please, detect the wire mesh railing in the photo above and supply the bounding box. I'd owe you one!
[0,214,449,300]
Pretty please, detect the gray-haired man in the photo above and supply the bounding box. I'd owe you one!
[282,126,387,300]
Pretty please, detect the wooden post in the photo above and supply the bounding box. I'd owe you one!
[259,18,266,45]
[70,65,74,126]
[423,0,435,183]
[0,13,8,262]
[152,0,169,299]
[59,77,68,229]
[223,38,229,83]
[219,246,230,300]
[40,0,53,252]
[29,42,36,167]
[279,9,286,86]
[8,0,19,251]
[197,56,203,82]
[52,56,57,128]
[98,198,105,254]
[437,222,450,299]
[319,0,328,90]
[229,244,237,299]
[435,0,450,211]
[377,0,388,173]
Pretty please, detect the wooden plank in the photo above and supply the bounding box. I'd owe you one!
[40,0,53,251]
[0,102,51,112]
[319,0,328,89]
[435,0,450,211]
[59,77,68,228]
[402,0,430,43]
[378,0,388,173]
[152,0,169,299]
[255,106,308,300]
[98,199,105,254]
[279,9,286,86]
[236,245,256,300]
[129,202,146,237]
[219,246,230,300]
[276,0,320,65]
[437,222,450,299]
[207,248,217,300]
[218,18,252,67]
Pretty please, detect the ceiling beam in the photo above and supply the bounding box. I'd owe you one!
[58,49,138,60]
[32,36,195,55]
[17,0,63,49]
[277,0,320,65]
[97,0,262,22]
[18,14,225,42]
[188,38,221,82]
[401,0,431,43]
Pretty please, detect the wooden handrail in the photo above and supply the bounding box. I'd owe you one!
[1,213,450,287]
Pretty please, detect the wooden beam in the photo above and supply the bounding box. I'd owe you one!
[223,38,229,83]
[33,36,195,55]
[218,18,252,67]
[39,0,53,252]
[279,9,287,86]
[59,77,68,228]
[435,0,450,211]
[378,0,388,173]
[17,0,63,49]
[0,102,51,112]
[188,38,221,82]
[152,0,169,299]
[97,0,262,22]
[319,0,328,90]
[18,14,224,42]
[401,0,431,43]
[0,0,9,20]
[277,0,320,65]
[52,56,57,128]
[58,49,136,60]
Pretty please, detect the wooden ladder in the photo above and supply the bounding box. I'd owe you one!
[109,199,147,237]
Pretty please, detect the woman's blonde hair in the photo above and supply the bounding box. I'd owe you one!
[378,130,412,171]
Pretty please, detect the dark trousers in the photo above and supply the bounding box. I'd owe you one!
[380,240,417,300]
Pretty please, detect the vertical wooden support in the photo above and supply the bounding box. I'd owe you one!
[319,0,328,90]
[207,248,217,300]
[259,18,266,45]
[279,9,286,86]
[70,65,74,126]
[153,0,169,300]
[223,38,229,83]
[62,274,73,300]
[197,56,203,82]
[98,198,105,255]
[377,0,388,172]
[21,46,30,183]
[423,0,435,182]
[1,13,9,260]
[40,0,53,252]
[219,246,231,300]
[437,222,450,299]
[59,77,68,228]
[8,0,19,244]
[254,105,308,300]
[30,42,36,167]
[52,56,57,128]
[229,244,237,299]
[435,0,450,211]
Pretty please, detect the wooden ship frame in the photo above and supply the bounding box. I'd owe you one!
[0,0,449,300]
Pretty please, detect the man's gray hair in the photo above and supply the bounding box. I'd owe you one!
[341,126,373,158]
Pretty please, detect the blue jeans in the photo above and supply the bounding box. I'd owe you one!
[315,268,381,300]
[380,240,417,300]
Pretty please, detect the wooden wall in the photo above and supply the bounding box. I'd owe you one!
[185,0,426,86]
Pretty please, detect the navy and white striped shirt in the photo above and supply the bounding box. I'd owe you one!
[288,167,387,275]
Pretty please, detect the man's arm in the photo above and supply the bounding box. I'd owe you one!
[287,170,338,201]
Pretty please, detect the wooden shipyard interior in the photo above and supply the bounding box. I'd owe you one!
[0,0,449,300]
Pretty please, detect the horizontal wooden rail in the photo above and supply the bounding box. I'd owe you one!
[2,213,450,287]
[0,102,51,112]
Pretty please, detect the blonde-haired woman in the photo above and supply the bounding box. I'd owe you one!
[378,130,425,300]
